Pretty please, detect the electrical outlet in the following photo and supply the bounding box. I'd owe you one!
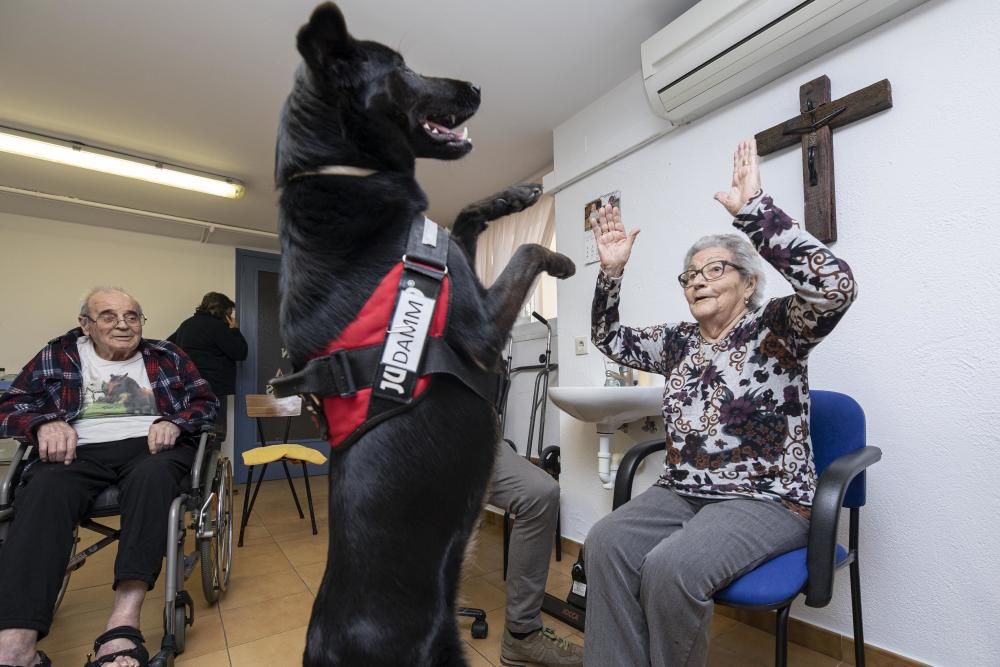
[574,337,588,356]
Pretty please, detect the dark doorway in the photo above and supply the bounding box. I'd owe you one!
[234,250,326,482]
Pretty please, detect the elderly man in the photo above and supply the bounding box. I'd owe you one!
[0,288,217,667]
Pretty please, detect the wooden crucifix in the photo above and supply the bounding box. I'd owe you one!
[754,76,893,243]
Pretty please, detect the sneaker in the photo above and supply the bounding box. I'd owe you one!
[500,627,584,667]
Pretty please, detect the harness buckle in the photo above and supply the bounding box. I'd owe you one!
[328,349,357,397]
[402,254,448,280]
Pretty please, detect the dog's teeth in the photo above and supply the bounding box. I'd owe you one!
[460,127,469,140]
[423,123,431,131]
[431,128,440,134]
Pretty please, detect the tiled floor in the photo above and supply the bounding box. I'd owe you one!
[31,478,844,666]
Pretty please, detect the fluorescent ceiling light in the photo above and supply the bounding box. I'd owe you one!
[0,126,245,199]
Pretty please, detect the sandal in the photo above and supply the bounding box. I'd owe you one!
[0,650,51,667]
[84,626,148,667]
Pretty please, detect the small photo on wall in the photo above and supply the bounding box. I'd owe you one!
[583,190,621,264]
[583,198,602,231]
[583,191,622,230]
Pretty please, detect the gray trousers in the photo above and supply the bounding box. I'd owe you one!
[583,486,809,667]
[486,442,561,633]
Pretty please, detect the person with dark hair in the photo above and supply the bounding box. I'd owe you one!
[168,292,248,437]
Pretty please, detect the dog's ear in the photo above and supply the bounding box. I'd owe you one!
[297,2,356,71]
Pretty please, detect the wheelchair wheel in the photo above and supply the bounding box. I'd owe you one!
[199,457,233,604]
[165,597,191,654]
[174,604,187,653]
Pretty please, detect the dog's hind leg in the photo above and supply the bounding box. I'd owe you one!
[450,184,543,262]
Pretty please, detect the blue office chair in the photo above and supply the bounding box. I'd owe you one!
[612,390,881,667]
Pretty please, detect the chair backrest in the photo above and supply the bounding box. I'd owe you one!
[809,390,867,508]
[246,393,302,418]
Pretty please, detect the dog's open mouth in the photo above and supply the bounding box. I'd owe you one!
[421,116,471,146]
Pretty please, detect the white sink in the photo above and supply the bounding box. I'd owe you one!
[548,384,664,489]
[548,385,663,433]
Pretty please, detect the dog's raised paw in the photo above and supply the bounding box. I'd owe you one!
[496,183,543,213]
[483,183,542,218]
[546,253,576,279]
[453,184,544,232]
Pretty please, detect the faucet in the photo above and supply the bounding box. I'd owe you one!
[604,365,634,387]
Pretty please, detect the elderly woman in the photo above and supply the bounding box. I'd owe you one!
[583,139,857,667]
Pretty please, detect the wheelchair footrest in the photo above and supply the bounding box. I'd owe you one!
[149,649,174,667]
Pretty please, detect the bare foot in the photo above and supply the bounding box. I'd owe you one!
[0,650,37,666]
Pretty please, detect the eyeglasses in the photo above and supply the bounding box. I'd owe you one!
[677,260,742,288]
[81,312,147,327]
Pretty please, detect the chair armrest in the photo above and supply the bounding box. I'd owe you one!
[539,445,561,477]
[612,439,666,510]
[0,442,31,508]
[804,445,882,607]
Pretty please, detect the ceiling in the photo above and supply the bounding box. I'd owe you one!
[0,0,698,250]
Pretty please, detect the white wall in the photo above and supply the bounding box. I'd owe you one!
[546,0,1000,664]
[0,212,248,459]
[0,212,239,372]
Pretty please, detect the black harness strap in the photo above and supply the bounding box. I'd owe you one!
[269,346,380,398]
[268,338,497,406]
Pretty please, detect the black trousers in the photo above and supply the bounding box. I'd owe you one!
[0,437,195,637]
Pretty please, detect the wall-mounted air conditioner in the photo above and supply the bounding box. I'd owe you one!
[641,0,928,124]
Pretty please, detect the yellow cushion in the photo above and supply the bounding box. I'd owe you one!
[242,444,328,466]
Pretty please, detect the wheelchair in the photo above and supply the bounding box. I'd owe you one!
[0,429,234,667]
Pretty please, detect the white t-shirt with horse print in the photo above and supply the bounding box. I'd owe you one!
[75,337,159,445]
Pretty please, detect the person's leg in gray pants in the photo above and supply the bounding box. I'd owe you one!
[486,442,561,633]
[583,486,809,667]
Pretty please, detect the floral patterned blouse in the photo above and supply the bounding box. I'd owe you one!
[591,193,857,515]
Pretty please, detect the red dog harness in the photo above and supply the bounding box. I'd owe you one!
[269,216,498,449]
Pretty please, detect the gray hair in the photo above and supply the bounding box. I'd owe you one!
[683,234,766,310]
[78,287,144,318]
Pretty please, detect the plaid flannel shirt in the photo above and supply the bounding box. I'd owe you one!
[0,328,218,442]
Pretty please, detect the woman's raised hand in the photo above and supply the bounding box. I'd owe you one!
[591,205,639,278]
[713,138,763,216]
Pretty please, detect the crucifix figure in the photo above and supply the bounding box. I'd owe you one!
[754,75,893,243]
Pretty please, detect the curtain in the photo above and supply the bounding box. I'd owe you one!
[474,194,555,287]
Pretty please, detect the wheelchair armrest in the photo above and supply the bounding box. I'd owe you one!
[804,445,882,607]
[189,430,217,493]
[612,439,666,510]
[0,442,31,508]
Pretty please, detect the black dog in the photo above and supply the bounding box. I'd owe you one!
[274,4,575,665]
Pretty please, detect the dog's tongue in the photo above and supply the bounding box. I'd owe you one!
[423,119,469,141]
